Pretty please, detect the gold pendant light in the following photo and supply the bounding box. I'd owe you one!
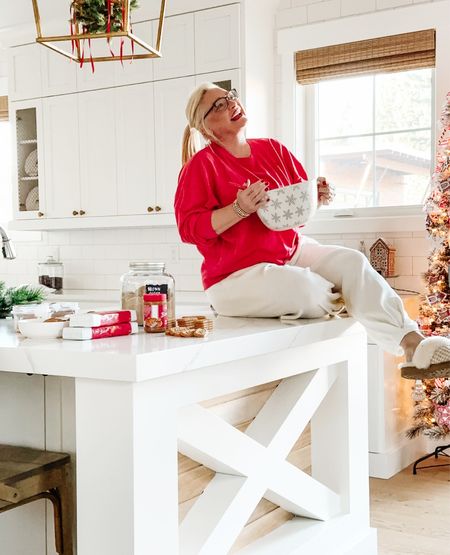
[32,0,166,63]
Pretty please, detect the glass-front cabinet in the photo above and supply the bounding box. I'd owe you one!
[11,99,45,220]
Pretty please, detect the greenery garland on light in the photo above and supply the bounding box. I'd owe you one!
[71,0,139,34]
[0,281,46,319]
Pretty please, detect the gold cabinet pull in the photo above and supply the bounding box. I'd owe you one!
[80,210,85,216]
[38,212,44,217]
[147,206,154,213]
[155,205,161,212]
[72,210,79,216]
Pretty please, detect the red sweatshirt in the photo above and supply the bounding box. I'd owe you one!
[175,138,308,290]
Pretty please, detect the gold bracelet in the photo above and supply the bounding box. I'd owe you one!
[232,199,250,219]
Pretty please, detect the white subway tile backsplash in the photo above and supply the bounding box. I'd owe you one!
[128,244,155,261]
[64,260,94,275]
[60,246,84,260]
[393,237,430,257]
[69,230,95,245]
[48,231,70,245]
[37,245,60,261]
[14,245,39,260]
[412,256,428,276]
[394,275,425,294]
[179,243,201,260]
[395,256,413,276]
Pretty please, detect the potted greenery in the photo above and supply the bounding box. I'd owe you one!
[71,0,139,34]
[0,281,46,319]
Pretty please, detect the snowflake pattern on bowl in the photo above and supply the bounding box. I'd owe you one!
[257,181,317,231]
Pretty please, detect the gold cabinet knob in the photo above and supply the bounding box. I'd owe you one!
[80,210,85,216]
[72,210,79,216]
[155,205,161,212]
[38,211,44,217]
[147,206,154,213]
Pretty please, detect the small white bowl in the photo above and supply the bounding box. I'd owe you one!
[18,318,67,339]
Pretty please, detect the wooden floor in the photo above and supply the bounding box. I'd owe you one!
[370,457,450,555]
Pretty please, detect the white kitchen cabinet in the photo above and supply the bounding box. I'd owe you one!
[41,46,78,96]
[8,43,43,101]
[153,13,195,80]
[367,339,426,479]
[195,68,241,93]
[114,20,154,86]
[116,82,157,215]
[78,88,117,216]
[11,98,46,221]
[76,39,116,92]
[194,4,240,75]
[43,94,81,218]
[154,76,195,214]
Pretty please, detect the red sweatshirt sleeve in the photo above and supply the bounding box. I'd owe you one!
[175,152,220,246]
[269,139,308,183]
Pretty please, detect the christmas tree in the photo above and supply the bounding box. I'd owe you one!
[407,93,450,440]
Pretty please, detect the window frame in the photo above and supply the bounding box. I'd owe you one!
[303,69,436,219]
[277,0,450,233]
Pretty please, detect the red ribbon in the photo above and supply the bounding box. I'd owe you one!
[106,0,115,57]
[88,37,95,73]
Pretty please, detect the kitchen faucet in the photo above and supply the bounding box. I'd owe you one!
[0,226,15,259]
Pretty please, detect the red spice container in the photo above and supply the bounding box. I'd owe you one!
[143,293,168,333]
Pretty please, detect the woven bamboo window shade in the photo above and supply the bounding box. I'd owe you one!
[295,29,435,85]
[0,97,8,122]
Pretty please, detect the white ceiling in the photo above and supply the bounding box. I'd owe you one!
[0,0,69,30]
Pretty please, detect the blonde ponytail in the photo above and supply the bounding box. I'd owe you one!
[181,82,222,165]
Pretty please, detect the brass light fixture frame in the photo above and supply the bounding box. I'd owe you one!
[31,0,166,62]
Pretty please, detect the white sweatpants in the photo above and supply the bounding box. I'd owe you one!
[206,237,419,355]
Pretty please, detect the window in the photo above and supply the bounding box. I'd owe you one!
[311,68,434,210]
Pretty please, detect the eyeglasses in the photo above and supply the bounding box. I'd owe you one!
[203,89,239,119]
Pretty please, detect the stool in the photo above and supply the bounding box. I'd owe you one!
[0,444,73,555]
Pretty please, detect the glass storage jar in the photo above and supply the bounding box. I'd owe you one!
[38,256,64,291]
[121,261,175,325]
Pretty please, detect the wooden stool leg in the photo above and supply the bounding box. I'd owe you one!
[48,490,63,555]
[58,465,74,555]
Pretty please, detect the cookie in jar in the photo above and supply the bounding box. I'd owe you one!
[143,293,168,333]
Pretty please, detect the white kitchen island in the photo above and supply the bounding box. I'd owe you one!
[0,314,377,555]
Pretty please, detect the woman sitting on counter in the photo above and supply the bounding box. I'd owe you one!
[174,83,450,378]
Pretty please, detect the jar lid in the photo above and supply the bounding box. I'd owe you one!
[39,256,63,267]
[143,293,167,302]
[129,261,165,270]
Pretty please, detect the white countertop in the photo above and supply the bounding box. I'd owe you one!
[0,315,362,383]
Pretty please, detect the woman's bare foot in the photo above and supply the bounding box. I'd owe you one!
[400,331,425,362]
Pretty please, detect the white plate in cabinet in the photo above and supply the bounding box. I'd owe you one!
[154,76,195,214]
[41,46,78,96]
[194,4,240,75]
[43,94,81,218]
[152,13,195,80]
[8,44,43,101]
[11,99,46,220]
[78,89,117,216]
[116,83,157,215]
[114,20,154,86]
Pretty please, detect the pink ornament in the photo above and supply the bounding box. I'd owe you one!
[434,403,450,428]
